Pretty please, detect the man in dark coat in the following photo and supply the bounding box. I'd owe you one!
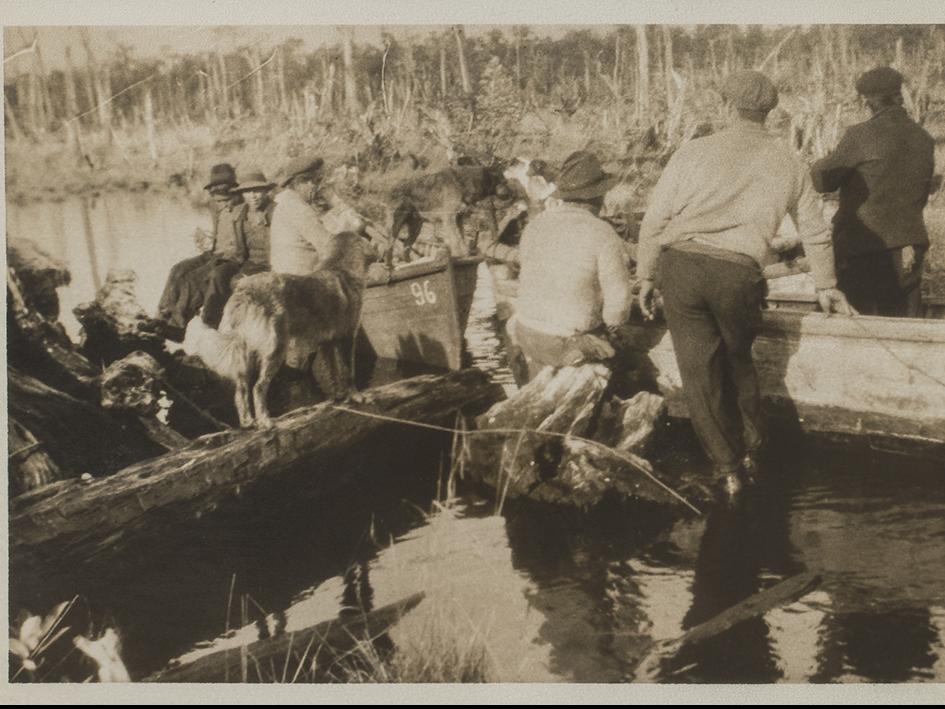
[811,67,936,317]
[157,163,242,337]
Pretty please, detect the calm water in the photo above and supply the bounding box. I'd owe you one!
[8,193,945,683]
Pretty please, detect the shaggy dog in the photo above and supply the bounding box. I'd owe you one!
[183,232,371,427]
[385,164,508,266]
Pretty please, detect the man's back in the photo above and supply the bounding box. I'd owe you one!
[811,106,934,255]
[517,203,631,336]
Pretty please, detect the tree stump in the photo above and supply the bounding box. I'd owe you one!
[6,237,71,320]
[74,269,165,366]
[466,364,684,509]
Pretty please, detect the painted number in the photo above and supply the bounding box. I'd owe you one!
[411,280,437,306]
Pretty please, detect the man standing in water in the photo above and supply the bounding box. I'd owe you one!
[811,66,936,317]
[637,71,854,495]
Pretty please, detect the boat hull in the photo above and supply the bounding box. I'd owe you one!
[486,263,945,447]
[360,255,482,370]
[615,311,945,448]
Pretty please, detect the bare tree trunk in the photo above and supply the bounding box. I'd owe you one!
[342,27,360,115]
[583,48,592,95]
[613,33,621,94]
[144,89,158,162]
[515,34,523,89]
[4,89,25,141]
[276,45,288,112]
[217,52,230,118]
[662,25,675,106]
[63,46,80,118]
[439,38,448,100]
[453,25,472,95]
[635,25,650,122]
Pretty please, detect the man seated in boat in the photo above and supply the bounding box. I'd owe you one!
[156,163,243,339]
[199,169,276,327]
[269,156,365,276]
[507,150,633,385]
[810,67,936,318]
[637,71,855,495]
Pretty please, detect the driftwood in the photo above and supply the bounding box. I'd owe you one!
[8,367,167,481]
[6,237,71,319]
[144,592,425,682]
[73,269,166,367]
[631,571,822,680]
[466,364,683,509]
[11,369,503,570]
[7,266,99,401]
[8,417,62,495]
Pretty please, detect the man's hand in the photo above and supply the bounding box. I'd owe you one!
[901,245,917,274]
[639,280,658,321]
[817,287,858,316]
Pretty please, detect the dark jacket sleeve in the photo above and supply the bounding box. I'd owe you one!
[810,129,861,194]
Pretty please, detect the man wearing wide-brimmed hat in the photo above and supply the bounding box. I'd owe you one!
[269,156,364,275]
[811,66,936,317]
[507,150,633,384]
[157,163,243,338]
[199,168,277,327]
[637,70,853,496]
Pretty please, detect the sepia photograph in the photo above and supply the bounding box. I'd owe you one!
[3,0,945,701]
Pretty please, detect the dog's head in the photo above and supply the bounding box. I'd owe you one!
[325,231,374,283]
[503,157,557,204]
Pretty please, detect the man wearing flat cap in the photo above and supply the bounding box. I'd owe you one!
[508,150,633,384]
[269,156,364,275]
[811,66,936,317]
[637,70,853,495]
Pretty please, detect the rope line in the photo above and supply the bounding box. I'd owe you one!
[329,404,702,514]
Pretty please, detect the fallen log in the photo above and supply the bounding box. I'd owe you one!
[8,417,62,496]
[143,592,425,683]
[466,364,690,509]
[11,369,503,570]
[8,367,168,479]
[7,237,71,319]
[7,267,99,401]
[630,571,822,680]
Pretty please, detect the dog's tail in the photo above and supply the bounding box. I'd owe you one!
[182,312,248,383]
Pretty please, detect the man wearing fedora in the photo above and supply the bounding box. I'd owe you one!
[199,168,276,327]
[637,70,854,494]
[270,156,364,275]
[508,150,633,384]
[811,66,936,317]
[157,163,243,337]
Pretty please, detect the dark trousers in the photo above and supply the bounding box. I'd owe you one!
[838,246,926,318]
[200,259,243,327]
[660,249,766,475]
[157,252,215,329]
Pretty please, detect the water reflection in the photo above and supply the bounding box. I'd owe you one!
[8,193,945,683]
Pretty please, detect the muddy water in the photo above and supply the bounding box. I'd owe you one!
[7,194,945,683]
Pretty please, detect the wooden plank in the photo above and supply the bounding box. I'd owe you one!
[10,370,503,569]
[144,592,425,683]
[631,572,822,679]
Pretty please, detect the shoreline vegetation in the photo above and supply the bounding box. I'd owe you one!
[5,26,944,206]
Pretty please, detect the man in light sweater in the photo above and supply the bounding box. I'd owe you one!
[509,151,633,385]
[637,70,854,493]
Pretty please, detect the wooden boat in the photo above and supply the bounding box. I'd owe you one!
[615,310,945,449]
[486,260,945,449]
[360,252,482,370]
